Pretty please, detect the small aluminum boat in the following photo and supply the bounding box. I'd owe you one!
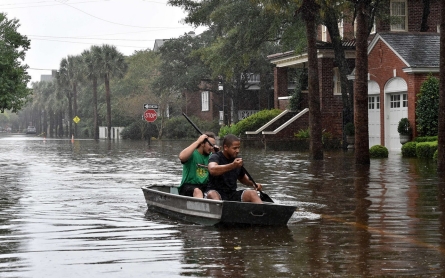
[142,185,296,226]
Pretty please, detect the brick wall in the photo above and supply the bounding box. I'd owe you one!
[274,67,288,109]
[378,0,441,32]
[368,39,439,140]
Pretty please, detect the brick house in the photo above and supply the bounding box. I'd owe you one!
[269,0,441,150]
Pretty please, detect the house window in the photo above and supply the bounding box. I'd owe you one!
[390,0,407,31]
[353,18,376,36]
[322,25,327,42]
[338,19,344,39]
[333,67,341,95]
[201,91,209,111]
[368,96,380,109]
[390,94,401,108]
[368,97,374,109]
[402,93,408,107]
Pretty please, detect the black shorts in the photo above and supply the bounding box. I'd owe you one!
[206,189,245,201]
[179,184,206,197]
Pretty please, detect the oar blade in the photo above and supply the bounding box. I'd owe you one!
[260,191,274,203]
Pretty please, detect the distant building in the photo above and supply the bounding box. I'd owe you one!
[40,70,57,82]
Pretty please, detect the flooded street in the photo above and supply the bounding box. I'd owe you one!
[1,133,445,277]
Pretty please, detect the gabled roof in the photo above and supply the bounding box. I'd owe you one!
[368,32,440,72]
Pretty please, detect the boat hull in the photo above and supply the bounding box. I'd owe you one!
[142,186,296,226]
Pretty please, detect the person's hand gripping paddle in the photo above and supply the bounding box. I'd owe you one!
[182,112,274,203]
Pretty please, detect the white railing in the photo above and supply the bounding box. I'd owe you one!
[245,110,289,135]
[262,108,309,135]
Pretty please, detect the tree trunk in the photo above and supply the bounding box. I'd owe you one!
[105,74,112,140]
[93,77,99,140]
[420,0,431,32]
[49,109,54,138]
[58,110,64,138]
[354,0,370,165]
[43,110,47,137]
[437,0,445,172]
[73,83,78,137]
[67,91,73,139]
[301,0,323,160]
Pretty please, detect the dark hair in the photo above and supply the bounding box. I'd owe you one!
[204,132,216,139]
[222,134,240,147]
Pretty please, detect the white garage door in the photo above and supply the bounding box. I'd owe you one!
[368,95,381,147]
[386,93,408,151]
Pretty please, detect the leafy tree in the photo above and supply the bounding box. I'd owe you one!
[416,75,439,137]
[96,44,128,140]
[0,13,31,113]
[56,55,83,137]
[82,46,102,140]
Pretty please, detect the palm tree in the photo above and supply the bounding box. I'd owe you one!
[67,55,83,137]
[82,46,101,140]
[96,44,128,140]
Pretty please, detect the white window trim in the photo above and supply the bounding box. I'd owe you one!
[390,0,408,32]
[333,67,341,95]
[321,25,327,42]
[201,91,209,111]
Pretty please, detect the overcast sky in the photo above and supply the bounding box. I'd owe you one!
[2,0,204,84]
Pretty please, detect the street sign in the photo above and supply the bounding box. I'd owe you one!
[144,104,158,109]
[144,109,157,122]
[73,116,80,124]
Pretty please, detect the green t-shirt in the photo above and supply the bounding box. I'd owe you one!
[180,149,210,187]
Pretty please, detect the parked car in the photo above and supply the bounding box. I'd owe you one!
[26,126,36,134]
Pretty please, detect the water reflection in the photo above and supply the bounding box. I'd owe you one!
[1,134,445,276]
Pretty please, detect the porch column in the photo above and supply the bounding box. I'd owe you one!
[274,67,288,109]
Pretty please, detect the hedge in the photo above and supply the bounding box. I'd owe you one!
[415,141,438,159]
[415,136,438,142]
[401,141,417,158]
[369,145,388,158]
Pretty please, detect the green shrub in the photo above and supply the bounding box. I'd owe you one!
[295,128,310,138]
[397,118,412,136]
[433,149,438,161]
[218,124,235,138]
[401,141,417,158]
[164,116,220,139]
[416,141,438,159]
[219,109,282,137]
[369,145,388,158]
[415,136,438,142]
[121,121,158,140]
[416,74,439,136]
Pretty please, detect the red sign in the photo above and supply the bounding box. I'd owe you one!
[144,109,157,122]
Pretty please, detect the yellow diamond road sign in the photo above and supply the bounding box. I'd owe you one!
[73,116,80,124]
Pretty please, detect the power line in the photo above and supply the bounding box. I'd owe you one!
[30,37,151,48]
[29,35,157,42]
[54,0,171,29]
[0,0,168,9]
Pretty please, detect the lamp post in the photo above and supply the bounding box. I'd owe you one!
[218,77,224,126]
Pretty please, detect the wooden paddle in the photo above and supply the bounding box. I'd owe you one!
[182,112,274,203]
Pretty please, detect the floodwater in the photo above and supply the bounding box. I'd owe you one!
[1,133,445,277]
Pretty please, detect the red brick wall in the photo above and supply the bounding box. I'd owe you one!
[377,0,441,32]
[274,67,289,109]
[317,58,344,138]
[368,39,439,141]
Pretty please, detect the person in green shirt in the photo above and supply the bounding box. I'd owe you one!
[178,132,217,198]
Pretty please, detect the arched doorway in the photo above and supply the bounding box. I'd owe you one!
[384,77,408,151]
